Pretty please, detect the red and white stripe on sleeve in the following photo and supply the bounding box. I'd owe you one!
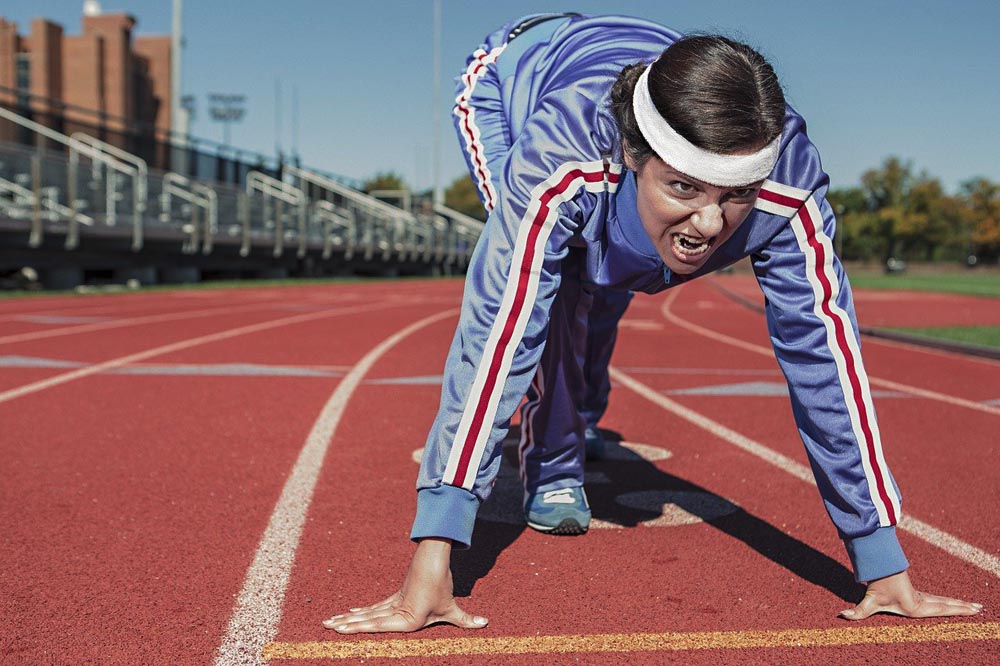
[443,160,622,490]
[756,181,901,526]
[454,45,507,212]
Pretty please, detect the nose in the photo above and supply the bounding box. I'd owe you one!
[691,204,724,237]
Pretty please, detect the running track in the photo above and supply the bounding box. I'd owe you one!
[1,276,997,665]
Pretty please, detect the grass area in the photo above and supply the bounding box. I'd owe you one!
[847,272,1000,298]
[885,325,1000,350]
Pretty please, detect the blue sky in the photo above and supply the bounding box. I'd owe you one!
[4,1,999,193]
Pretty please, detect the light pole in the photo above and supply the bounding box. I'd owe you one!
[208,93,246,147]
[432,0,442,205]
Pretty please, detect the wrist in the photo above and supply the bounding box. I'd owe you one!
[415,537,454,553]
[843,526,909,583]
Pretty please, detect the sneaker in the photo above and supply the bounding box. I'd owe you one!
[524,487,591,534]
[584,426,605,461]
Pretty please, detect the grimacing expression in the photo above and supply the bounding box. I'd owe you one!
[628,156,762,275]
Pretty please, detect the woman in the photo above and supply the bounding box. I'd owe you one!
[324,13,982,632]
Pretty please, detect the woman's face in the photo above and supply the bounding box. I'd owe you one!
[630,156,762,275]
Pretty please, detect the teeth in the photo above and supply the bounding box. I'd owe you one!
[673,233,711,256]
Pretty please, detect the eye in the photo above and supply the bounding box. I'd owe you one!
[726,187,759,202]
[669,180,696,195]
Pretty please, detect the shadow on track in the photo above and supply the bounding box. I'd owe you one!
[451,428,863,603]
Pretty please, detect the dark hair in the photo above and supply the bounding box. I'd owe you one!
[610,35,786,170]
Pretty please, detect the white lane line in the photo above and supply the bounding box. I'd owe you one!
[864,334,1000,369]
[0,301,139,322]
[710,278,1000,369]
[609,366,1000,579]
[614,366,782,376]
[213,308,457,666]
[659,290,1000,417]
[0,301,281,345]
[0,302,402,405]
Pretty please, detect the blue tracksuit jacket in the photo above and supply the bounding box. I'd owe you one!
[411,14,907,582]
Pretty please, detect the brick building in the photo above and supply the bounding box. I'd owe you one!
[0,4,171,139]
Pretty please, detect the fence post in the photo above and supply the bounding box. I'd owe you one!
[297,200,307,259]
[239,191,250,257]
[66,151,79,249]
[274,195,284,258]
[29,156,42,248]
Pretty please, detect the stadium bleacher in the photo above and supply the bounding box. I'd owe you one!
[0,104,483,290]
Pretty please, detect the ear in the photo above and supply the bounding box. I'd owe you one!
[621,141,640,173]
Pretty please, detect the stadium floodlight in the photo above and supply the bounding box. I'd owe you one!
[208,93,246,146]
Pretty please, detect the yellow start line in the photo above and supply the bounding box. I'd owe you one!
[264,621,999,660]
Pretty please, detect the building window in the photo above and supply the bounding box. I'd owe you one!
[16,53,30,107]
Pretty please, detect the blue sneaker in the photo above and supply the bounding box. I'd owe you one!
[584,426,605,461]
[524,487,590,534]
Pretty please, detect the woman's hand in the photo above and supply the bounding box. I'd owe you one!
[323,538,489,633]
[840,570,983,620]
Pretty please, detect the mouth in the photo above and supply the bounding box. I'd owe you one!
[670,232,714,261]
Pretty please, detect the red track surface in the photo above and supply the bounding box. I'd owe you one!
[1,276,997,665]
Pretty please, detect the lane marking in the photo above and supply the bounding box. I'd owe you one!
[615,366,782,376]
[609,366,1000,579]
[864,335,1000,368]
[0,302,405,405]
[0,301,281,345]
[14,314,111,324]
[263,621,1000,659]
[659,290,1000,417]
[0,356,350,377]
[710,277,1000,368]
[213,309,458,666]
[0,301,140,322]
[413,441,679,528]
[664,380,905,398]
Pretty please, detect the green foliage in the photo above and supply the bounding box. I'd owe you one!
[362,171,408,194]
[847,272,1000,298]
[830,156,997,265]
[961,179,1000,262]
[885,325,1000,349]
[444,174,488,221]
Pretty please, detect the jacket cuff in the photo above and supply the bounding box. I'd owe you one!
[843,526,909,582]
[410,485,480,549]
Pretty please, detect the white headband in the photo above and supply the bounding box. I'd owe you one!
[631,66,781,187]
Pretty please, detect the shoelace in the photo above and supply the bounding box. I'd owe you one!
[542,488,577,504]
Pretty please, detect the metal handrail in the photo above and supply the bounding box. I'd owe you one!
[70,132,148,214]
[0,106,145,249]
[247,170,306,257]
[433,204,484,267]
[433,203,486,231]
[0,175,94,226]
[162,172,218,254]
[284,164,411,221]
[313,200,357,260]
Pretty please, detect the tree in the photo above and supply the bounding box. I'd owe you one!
[362,171,407,194]
[828,186,877,261]
[443,174,487,221]
[858,156,916,263]
[960,178,1000,263]
[901,179,963,261]
[850,157,966,264]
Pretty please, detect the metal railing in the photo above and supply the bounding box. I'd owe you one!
[245,170,307,258]
[313,200,357,260]
[1,105,484,276]
[433,204,484,267]
[286,164,417,260]
[71,132,148,217]
[0,106,146,250]
[0,172,95,247]
[161,172,218,255]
